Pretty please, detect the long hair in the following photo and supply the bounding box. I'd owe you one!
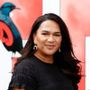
[15,13,81,89]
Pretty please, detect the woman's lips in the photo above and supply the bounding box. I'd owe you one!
[46,45,55,49]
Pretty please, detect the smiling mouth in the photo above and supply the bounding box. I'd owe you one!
[46,45,55,49]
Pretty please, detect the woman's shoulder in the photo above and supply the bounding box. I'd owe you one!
[18,55,37,65]
[13,55,38,76]
[15,56,37,71]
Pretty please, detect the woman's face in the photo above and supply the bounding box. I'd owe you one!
[33,20,62,56]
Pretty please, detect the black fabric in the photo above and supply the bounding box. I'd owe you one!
[8,55,74,90]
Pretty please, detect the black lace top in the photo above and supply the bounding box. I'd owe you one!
[8,55,74,90]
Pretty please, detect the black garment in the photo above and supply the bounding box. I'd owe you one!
[8,55,74,90]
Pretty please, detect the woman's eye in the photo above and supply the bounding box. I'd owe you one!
[42,33,48,35]
[54,34,61,36]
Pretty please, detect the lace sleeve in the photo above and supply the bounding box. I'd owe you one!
[7,59,37,90]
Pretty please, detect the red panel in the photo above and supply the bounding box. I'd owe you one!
[61,0,87,90]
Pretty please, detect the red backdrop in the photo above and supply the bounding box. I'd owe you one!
[61,0,90,90]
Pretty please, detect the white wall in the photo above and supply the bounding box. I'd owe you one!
[0,41,12,90]
[42,0,60,15]
[85,37,90,90]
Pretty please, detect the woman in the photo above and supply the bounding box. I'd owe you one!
[8,13,81,90]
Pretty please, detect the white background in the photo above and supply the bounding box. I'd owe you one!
[85,37,90,90]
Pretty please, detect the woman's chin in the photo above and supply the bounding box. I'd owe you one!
[44,51,56,56]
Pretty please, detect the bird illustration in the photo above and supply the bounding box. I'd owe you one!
[0,2,23,53]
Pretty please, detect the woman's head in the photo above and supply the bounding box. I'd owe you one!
[21,13,73,57]
[33,19,62,56]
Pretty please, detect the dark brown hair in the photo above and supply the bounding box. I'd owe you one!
[15,13,82,90]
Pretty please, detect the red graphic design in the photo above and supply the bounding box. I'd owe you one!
[0,21,13,46]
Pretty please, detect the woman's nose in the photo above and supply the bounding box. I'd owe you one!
[47,35,55,42]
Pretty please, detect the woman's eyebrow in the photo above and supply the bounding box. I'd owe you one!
[42,30,61,33]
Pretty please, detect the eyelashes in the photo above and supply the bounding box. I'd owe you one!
[41,33,61,37]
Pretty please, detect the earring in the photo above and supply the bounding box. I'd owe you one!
[59,48,61,52]
[33,44,37,51]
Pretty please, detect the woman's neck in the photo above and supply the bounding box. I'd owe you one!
[34,52,54,64]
